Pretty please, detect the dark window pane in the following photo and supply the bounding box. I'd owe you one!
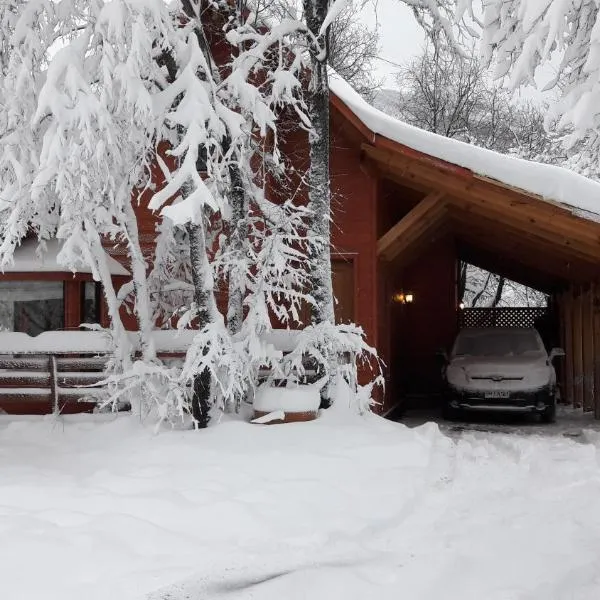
[0,281,64,335]
[81,281,100,325]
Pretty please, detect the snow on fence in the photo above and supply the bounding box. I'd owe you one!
[0,329,308,415]
[0,330,198,415]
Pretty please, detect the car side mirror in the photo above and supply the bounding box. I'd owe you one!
[549,348,565,361]
[436,348,449,363]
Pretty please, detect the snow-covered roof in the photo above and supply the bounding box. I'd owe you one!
[1,238,129,276]
[329,73,600,218]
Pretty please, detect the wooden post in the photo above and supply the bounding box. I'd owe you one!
[593,283,600,420]
[50,355,59,416]
[563,289,575,406]
[573,285,584,408]
[582,285,595,412]
[557,292,566,403]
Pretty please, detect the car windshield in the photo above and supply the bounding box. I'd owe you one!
[453,330,543,357]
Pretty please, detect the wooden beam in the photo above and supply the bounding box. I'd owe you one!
[363,143,600,260]
[583,285,595,412]
[377,190,446,261]
[450,207,600,286]
[454,232,594,286]
[364,142,581,224]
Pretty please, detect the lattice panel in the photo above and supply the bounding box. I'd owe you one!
[459,307,549,329]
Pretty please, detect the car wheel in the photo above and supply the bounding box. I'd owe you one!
[540,400,557,424]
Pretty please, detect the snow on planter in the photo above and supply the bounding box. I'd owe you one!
[252,384,321,424]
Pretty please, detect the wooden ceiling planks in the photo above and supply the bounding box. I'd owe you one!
[363,143,600,246]
[457,242,560,294]
[364,140,600,288]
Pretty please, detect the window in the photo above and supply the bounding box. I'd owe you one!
[81,281,101,325]
[0,281,64,335]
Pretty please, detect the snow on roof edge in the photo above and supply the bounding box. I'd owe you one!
[1,238,129,276]
[328,71,600,218]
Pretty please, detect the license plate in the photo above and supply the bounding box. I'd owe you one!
[485,390,510,399]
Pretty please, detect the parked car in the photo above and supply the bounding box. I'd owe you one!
[441,328,565,422]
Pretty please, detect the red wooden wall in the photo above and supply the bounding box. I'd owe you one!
[375,180,458,409]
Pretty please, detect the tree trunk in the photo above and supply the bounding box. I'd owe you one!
[458,261,467,304]
[472,272,492,307]
[226,155,248,336]
[491,276,505,307]
[187,217,213,428]
[123,202,156,363]
[304,0,336,407]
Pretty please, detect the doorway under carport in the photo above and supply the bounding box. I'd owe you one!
[372,166,600,419]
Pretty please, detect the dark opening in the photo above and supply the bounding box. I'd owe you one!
[81,281,101,325]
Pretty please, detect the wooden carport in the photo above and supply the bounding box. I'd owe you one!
[361,137,600,415]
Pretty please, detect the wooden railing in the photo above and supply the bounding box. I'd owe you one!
[0,330,193,415]
[0,352,109,415]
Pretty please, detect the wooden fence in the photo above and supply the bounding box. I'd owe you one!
[458,307,549,329]
[557,285,600,417]
[0,352,109,414]
[0,330,192,415]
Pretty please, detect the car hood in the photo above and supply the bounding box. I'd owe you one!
[450,354,548,378]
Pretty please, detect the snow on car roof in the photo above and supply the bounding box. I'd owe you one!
[329,72,600,218]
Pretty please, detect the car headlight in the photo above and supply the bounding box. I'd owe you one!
[446,366,467,387]
[527,367,552,387]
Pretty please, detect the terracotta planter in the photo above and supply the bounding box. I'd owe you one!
[252,385,320,425]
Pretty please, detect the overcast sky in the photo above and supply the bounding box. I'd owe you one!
[359,0,426,88]
[359,0,550,103]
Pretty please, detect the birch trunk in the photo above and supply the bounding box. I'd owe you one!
[304,0,335,327]
[226,162,248,336]
[123,202,156,363]
[304,0,336,407]
[187,214,214,428]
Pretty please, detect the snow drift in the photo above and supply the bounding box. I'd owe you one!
[2,408,600,600]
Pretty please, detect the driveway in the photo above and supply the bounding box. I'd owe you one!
[399,405,600,440]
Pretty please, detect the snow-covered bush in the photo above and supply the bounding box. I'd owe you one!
[256,322,383,412]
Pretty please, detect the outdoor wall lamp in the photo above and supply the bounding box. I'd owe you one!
[393,291,414,304]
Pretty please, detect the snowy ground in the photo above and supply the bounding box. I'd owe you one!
[2,407,600,600]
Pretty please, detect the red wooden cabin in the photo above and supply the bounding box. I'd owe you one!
[3,67,600,415]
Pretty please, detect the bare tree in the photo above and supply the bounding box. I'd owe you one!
[255,0,380,97]
[327,0,381,99]
[394,41,488,139]
[392,42,553,156]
